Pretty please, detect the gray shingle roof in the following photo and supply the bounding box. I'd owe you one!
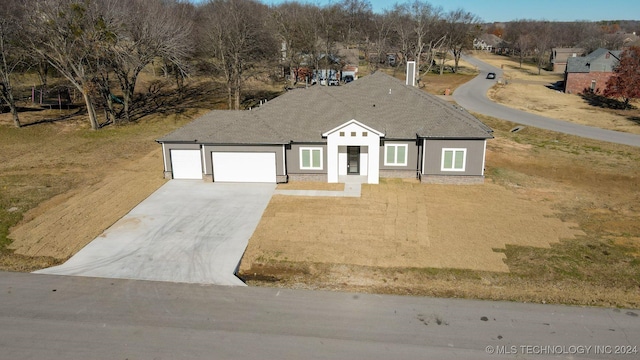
[566,48,622,73]
[158,72,493,144]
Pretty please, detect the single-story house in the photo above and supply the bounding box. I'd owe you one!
[564,48,621,94]
[157,71,493,185]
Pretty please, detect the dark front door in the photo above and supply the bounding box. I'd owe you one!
[347,146,360,175]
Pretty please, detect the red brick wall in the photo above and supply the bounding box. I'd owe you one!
[565,72,615,94]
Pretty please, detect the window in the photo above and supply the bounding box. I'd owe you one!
[339,131,345,137]
[351,132,356,137]
[384,144,408,166]
[300,147,323,170]
[362,132,368,137]
[441,148,466,171]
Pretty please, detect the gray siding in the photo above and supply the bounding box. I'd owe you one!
[162,143,201,172]
[202,145,285,176]
[287,143,328,174]
[379,141,420,171]
[423,139,485,176]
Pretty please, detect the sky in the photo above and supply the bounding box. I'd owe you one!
[253,0,640,22]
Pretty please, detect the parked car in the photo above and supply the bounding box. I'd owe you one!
[328,79,339,86]
[486,72,496,79]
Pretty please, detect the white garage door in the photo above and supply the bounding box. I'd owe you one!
[212,152,276,183]
[170,149,202,179]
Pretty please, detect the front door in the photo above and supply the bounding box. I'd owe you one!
[347,146,360,175]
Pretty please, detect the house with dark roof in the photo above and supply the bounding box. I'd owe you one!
[157,71,493,185]
[564,48,621,94]
[550,47,585,73]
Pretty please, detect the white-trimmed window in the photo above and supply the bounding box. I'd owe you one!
[300,147,323,170]
[441,148,466,171]
[384,144,408,166]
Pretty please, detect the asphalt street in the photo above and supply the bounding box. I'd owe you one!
[1,272,638,359]
[452,55,640,147]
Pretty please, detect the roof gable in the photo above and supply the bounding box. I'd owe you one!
[566,48,622,73]
[322,119,384,137]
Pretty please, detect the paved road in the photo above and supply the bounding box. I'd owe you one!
[35,181,275,286]
[1,272,638,359]
[453,55,640,147]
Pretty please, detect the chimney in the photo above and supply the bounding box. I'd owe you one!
[406,61,416,87]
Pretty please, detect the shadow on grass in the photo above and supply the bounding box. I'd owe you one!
[10,80,287,127]
[1,105,50,113]
[545,80,564,91]
[628,116,640,126]
[579,92,637,110]
[20,107,85,127]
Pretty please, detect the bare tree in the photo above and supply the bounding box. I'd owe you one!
[445,9,482,73]
[271,2,317,87]
[199,0,277,110]
[531,21,553,74]
[392,1,444,78]
[505,20,535,68]
[336,0,373,48]
[0,1,24,127]
[367,11,395,71]
[26,0,121,130]
[108,0,193,122]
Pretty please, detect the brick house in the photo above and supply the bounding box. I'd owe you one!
[564,48,621,94]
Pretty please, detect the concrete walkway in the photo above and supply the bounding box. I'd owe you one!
[35,181,275,286]
[275,183,362,197]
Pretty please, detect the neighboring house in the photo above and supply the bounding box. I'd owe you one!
[157,72,493,185]
[550,47,585,73]
[564,48,621,94]
[341,64,358,81]
[474,34,502,52]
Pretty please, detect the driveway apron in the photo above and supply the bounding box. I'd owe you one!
[35,181,275,286]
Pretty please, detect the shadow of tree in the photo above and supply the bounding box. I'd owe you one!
[8,79,287,127]
[579,92,636,110]
[127,80,230,122]
[628,116,640,126]
[21,108,85,127]
[545,80,564,91]
[241,88,286,109]
[1,105,50,114]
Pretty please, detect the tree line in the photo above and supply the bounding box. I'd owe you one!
[492,19,639,74]
[1,0,638,129]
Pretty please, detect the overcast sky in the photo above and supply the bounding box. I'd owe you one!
[252,0,640,22]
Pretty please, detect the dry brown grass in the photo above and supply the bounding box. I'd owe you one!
[378,58,478,96]
[241,179,581,273]
[473,51,640,135]
[240,115,640,307]
[2,63,639,307]
[0,85,209,267]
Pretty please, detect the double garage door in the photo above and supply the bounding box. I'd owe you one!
[170,150,276,183]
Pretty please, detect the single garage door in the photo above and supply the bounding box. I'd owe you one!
[212,152,276,183]
[170,149,202,179]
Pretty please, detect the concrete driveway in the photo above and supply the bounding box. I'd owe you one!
[35,181,275,286]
